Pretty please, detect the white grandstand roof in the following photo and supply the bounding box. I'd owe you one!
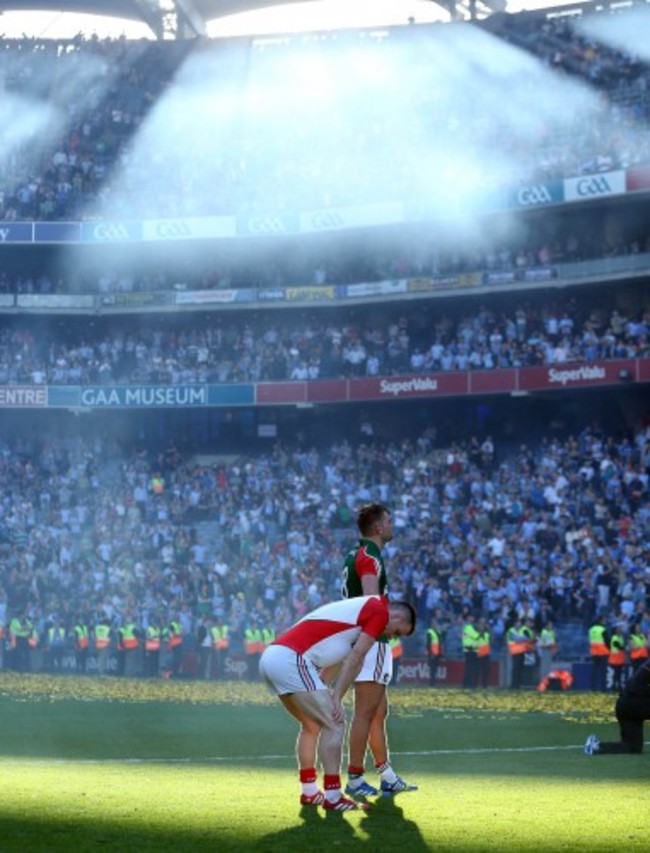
[0,0,609,39]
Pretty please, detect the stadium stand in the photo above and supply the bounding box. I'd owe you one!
[0,2,648,685]
[0,291,648,384]
[1,9,649,220]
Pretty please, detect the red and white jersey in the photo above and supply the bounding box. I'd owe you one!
[274,595,389,668]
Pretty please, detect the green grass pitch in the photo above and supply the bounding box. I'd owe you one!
[0,673,646,851]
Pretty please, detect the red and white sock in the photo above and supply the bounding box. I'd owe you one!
[300,767,319,797]
[324,774,342,803]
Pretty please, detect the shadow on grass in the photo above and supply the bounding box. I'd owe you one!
[360,795,429,851]
[0,816,256,853]
[253,793,429,851]
[253,803,359,850]
[0,800,429,853]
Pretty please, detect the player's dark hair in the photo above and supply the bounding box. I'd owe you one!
[391,600,417,635]
[357,503,390,536]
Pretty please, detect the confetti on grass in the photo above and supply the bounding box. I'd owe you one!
[0,672,615,724]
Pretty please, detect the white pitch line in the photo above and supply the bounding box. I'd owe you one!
[0,743,602,766]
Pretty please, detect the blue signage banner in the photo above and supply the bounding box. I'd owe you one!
[208,385,255,405]
[47,384,255,408]
[257,288,287,301]
[34,222,82,243]
[0,221,33,243]
[48,386,81,407]
[80,386,210,407]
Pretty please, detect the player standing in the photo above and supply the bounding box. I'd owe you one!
[341,503,418,796]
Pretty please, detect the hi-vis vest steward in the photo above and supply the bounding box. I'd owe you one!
[539,628,557,654]
[476,631,491,658]
[10,617,31,642]
[589,624,609,656]
[8,617,21,647]
[427,628,440,656]
[462,623,480,653]
[120,623,139,650]
[48,626,66,647]
[95,624,111,649]
[145,625,161,651]
[211,625,229,651]
[629,632,649,661]
[166,621,183,650]
[74,624,89,650]
[608,632,625,666]
[245,628,262,655]
[389,637,403,660]
[507,626,532,656]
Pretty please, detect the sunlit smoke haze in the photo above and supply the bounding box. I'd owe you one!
[83,20,631,271]
[1,50,120,205]
[577,6,650,62]
[1,93,59,166]
[86,44,251,221]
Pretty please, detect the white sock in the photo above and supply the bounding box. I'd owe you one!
[325,788,342,803]
[376,761,398,784]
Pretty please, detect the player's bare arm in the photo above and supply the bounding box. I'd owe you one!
[331,631,377,721]
[319,661,342,686]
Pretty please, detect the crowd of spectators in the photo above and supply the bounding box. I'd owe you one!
[1,208,649,296]
[0,417,648,664]
[486,7,650,178]
[1,5,649,221]
[0,296,647,385]
[491,6,649,100]
[0,6,649,678]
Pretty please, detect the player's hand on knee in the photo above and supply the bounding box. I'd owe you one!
[331,697,345,724]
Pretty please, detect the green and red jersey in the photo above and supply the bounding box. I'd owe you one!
[341,538,387,599]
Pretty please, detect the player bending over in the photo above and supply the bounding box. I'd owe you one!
[259,595,416,811]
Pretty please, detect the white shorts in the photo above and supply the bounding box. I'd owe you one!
[355,641,393,685]
[259,644,327,696]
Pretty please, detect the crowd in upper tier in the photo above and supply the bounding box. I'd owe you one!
[0,292,647,385]
[0,5,649,221]
[0,418,648,659]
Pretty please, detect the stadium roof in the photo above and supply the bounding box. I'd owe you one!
[0,0,320,37]
[0,0,604,38]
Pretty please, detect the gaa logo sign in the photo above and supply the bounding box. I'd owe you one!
[575,176,612,197]
[246,216,289,235]
[154,220,192,240]
[91,222,132,241]
[516,185,553,206]
[310,211,345,230]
